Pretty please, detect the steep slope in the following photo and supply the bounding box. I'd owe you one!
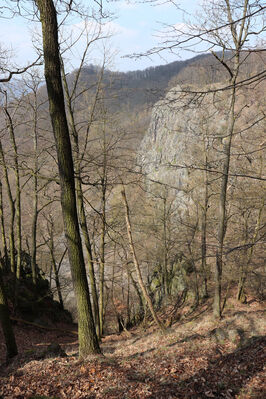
[1,296,265,398]
[138,51,265,190]
[137,84,226,191]
[0,51,264,327]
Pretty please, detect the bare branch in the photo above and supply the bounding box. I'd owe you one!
[0,56,42,83]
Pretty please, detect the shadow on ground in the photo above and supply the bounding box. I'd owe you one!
[110,335,266,398]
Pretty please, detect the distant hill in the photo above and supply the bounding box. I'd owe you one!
[64,50,265,122]
[71,53,211,112]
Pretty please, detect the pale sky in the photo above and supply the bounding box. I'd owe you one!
[0,0,201,72]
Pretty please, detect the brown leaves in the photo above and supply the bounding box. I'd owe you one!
[0,303,265,399]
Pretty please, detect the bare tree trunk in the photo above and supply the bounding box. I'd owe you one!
[187,222,199,308]
[214,86,235,318]
[0,141,16,274]
[0,266,17,359]
[121,250,145,322]
[30,92,39,286]
[77,180,101,337]
[213,0,249,319]
[35,0,100,357]
[4,107,22,281]
[99,178,106,337]
[121,186,166,332]
[237,198,264,302]
[128,268,144,321]
[52,252,64,309]
[126,271,131,327]
[61,59,101,338]
[31,172,38,285]
[46,218,64,309]
[201,153,209,299]
[162,197,169,295]
[0,181,8,267]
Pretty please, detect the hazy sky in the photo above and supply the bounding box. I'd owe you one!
[0,1,200,72]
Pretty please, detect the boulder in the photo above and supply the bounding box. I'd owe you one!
[38,343,67,359]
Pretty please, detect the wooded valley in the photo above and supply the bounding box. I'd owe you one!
[0,1,265,398]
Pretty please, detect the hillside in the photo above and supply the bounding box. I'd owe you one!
[0,0,265,397]
[0,48,265,382]
[0,49,264,322]
[70,56,201,111]
[0,293,265,398]
[72,51,266,113]
[61,51,266,154]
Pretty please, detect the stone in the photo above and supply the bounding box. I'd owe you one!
[38,343,67,359]
[209,327,228,344]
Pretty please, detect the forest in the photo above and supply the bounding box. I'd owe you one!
[0,1,265,398]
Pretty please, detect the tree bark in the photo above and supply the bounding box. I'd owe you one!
[35,0,100,357]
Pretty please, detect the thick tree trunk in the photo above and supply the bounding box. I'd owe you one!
[35,0,100,357]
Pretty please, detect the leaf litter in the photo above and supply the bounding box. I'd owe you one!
[0,298,265,398]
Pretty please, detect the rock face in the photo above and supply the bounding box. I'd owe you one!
[57,85,228,320]
[138,84,227,198]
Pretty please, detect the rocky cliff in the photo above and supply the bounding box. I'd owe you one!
[138,84,227,198]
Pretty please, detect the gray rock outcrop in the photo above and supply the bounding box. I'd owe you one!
[138,84,227,200]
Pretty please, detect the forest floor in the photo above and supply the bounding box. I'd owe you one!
[0,296,265,399]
